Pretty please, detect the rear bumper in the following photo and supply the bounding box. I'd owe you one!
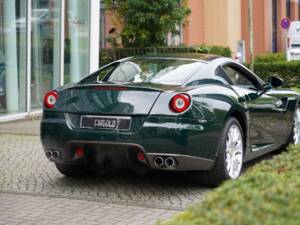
[41,115,222,171]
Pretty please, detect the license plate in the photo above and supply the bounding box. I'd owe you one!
[80,116,131,130]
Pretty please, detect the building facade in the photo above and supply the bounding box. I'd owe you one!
[0,0,100,122]
[182,0,300,60]
[101,0,300,61]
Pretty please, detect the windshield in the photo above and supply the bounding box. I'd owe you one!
[102,59,205,85]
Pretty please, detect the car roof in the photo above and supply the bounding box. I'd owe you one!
[117,53,224,63]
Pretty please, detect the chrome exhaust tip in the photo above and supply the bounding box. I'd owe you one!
[153,156,164,167]
[52,151,60,159]
[45,150,60,161]
[165,157,176,168]
[45,151,52,159]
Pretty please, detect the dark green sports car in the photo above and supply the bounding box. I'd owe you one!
[41,55,300,186]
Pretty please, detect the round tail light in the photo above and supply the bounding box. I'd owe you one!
[44,91,58,108]
[170,93,191,113]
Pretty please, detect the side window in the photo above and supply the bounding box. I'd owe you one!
[223,66,256,89]
[215,66,233,85]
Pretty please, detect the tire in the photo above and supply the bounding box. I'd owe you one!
[191,118,244,187]
[55,163,90,177]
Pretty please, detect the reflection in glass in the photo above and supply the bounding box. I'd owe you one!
[0,0,26,114]
[31,0,60,109]
[64,0,90,84]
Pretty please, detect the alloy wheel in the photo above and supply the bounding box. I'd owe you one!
[293,107,300,144]
[225,124,243,179]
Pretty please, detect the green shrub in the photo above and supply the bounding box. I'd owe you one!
[194,45,232,58]
[253,61,300,87]
[158,145,300,225]
[254,53,285,63]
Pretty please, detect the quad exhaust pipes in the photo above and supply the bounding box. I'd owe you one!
[45,150,60,161]
[153,156,177,168]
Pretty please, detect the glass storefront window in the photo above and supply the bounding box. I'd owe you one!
[0,0,27,115]
[31,0,61,109]
[0,0,98,120]
[64,0,90,83]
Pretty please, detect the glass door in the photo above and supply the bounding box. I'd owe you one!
[31,0,61,109]
[0,0,27,115]
[64,0,90,84]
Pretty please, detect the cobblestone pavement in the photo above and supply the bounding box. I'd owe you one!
[0,193,178,225]
[0,133,209,224]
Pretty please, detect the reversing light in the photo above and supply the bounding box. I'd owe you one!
[44,90,58,108]
[170,93,191,113]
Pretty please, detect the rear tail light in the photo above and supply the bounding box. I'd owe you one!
[287,38,290,48]
[44,90,58,108]
[170,93,191,113]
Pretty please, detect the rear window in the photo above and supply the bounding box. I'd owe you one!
[100,59,204,85]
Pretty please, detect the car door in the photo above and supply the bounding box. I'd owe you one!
[221,63,289,149]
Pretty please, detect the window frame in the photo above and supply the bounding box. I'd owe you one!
[219,62,264,91]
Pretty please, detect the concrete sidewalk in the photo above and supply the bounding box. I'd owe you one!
[0,119,40,136]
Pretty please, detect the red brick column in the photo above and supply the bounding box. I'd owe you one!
[182,0,204,46]
[290,0,299,21]
[276,0,287,52]
[241,0,272,62]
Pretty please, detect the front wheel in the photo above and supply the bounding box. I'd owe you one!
[191,118,244,187]
[292,106,300,144]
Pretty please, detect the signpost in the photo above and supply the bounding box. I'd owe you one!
[281,18,291,61]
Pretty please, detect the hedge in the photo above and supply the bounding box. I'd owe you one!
[253,61,300,87]
[194,45,232,58]
[254,53,286,63]
[158,144,300,225]
[99,45,232,67]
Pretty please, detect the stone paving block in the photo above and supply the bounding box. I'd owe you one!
[0,133,209,224]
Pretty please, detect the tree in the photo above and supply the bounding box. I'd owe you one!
[104,0,190,47]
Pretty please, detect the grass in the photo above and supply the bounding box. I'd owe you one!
[158,145,300,225]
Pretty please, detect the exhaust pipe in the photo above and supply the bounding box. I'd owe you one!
[45,150,60,161]
[52,151,60,159]
[153,156,164,167]
[165,157,176,168]
[45,151,52,159]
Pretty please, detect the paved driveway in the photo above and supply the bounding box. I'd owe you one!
[0,133,209,224]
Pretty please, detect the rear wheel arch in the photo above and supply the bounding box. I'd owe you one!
[214,109,247,159]
[223,109,248,154]
[230,110,247,144]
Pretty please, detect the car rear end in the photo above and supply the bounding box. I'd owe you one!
[41,58,221,173]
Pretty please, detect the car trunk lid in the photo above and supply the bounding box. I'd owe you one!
[62,83,178,115]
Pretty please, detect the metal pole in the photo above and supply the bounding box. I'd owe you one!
[26,0,32,113]
[248,0,254,70]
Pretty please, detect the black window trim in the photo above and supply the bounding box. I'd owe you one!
[220,62,264,91]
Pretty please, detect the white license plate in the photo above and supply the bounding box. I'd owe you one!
[80,115,131,130]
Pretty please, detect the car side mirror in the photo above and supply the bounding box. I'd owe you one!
[267,76,284,88]
[263,76,284,92]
